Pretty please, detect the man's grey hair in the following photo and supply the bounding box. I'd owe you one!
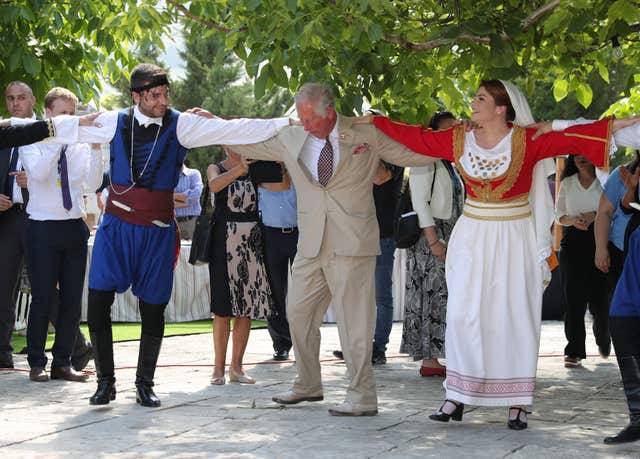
[5,81,33,96]
[294,83,335,117]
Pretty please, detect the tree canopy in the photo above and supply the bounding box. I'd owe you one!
[0,0,170,115]
[170,0,640,122]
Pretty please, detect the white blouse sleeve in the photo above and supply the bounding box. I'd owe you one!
[555,178,570,224]
[613,123,640,149]
[409,164,436,228]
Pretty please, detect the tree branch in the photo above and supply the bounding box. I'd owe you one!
[522,0,561,31]
[166,0,246,33]
[383,33,490,51]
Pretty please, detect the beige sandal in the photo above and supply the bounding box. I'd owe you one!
[210,375,226,385]
[229,368,256,384]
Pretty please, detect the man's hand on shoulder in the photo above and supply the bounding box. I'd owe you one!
[185,107,216,119]
[352,114,373,125]
[527,121,552,141]
[451,119,476,132]
[78,112,103,127]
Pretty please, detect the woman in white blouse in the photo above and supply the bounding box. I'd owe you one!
[556,154,609,369]
[403,112,464,377]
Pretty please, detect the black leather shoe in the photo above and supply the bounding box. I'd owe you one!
[90,378,116,405]
[71,346,94,372]
[273,350,289,361]
[507,407,530,430]
[136,384,161,407]
[598,340,612,359]
[372,348,386,365]
[429,400,464,422]
[0,360,14,369]
[604,423,640,444]
[333,350,344,360]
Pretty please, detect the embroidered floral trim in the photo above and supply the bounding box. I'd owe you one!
[454,126,526,203]
[446,370,536,398]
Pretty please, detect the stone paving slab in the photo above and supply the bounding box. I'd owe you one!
[1,321,639,458]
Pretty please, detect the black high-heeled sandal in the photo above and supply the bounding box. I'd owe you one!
[429,399,464,422]
[507,406,531,430]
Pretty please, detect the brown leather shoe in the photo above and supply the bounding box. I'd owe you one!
[29,367,49,382]
[51,366,89,382]
[272,390,324,405]
[328,402,378,416]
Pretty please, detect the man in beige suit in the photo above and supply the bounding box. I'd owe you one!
[231,83,438,416]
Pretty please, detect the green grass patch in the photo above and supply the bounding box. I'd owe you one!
[12,319,267,352]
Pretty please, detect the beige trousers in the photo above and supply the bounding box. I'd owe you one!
[287,237,378,409]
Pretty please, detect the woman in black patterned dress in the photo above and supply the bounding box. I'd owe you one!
[207,149,273,385]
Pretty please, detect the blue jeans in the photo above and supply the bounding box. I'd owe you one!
[374,237,395,353]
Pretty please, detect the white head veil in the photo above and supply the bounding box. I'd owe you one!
[499,80,555,286]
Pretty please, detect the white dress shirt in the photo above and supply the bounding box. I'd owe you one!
[44,106,290,147]
[555,174,602,224]
[298,119,340,182]
[20,142,103,220]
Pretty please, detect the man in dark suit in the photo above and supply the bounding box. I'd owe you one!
[0,81,36,368]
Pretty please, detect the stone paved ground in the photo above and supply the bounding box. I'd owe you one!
[1,321,638,458]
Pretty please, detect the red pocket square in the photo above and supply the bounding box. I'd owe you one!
[353,143,370,155]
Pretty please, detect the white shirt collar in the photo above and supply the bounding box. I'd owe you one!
[133,105,163,128]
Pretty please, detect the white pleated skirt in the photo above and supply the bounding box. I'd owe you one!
[444,200,542,406]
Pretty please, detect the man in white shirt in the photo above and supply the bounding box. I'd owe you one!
[0,81,36,369]
[21,87,103,383]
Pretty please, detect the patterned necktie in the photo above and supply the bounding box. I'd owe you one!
[317,137,333,186]
[4,148,18,199]
[58,146,72,210]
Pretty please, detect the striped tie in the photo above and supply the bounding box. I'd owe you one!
[317,137,333,186]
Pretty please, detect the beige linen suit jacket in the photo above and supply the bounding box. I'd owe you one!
[231,115,436,258]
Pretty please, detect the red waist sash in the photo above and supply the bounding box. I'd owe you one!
[105,184,174,227]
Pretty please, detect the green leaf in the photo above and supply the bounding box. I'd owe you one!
[8,48,21,72]
[367,23,383,42]
[553,79,568,101]
[22,53,41,77]
[246,0,261,11]
[608,0,640,23]
[575,82,593,108]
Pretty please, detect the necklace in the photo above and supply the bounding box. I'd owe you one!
[110,113,162,196]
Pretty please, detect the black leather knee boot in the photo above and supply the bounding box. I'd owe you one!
[89,330,116,405]
[605,355,640,444]
[135,334,163,407]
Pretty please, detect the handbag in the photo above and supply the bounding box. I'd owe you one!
[393,178,421,249]
[188,189,212,265]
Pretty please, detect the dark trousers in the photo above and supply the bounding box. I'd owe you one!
[605,242,625,308]
[559,225,609,359]
[0,206,27,364]
[26,219,89,368]
[610,316,640,420]
[611,316,640,359]
[263,226,298,352]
